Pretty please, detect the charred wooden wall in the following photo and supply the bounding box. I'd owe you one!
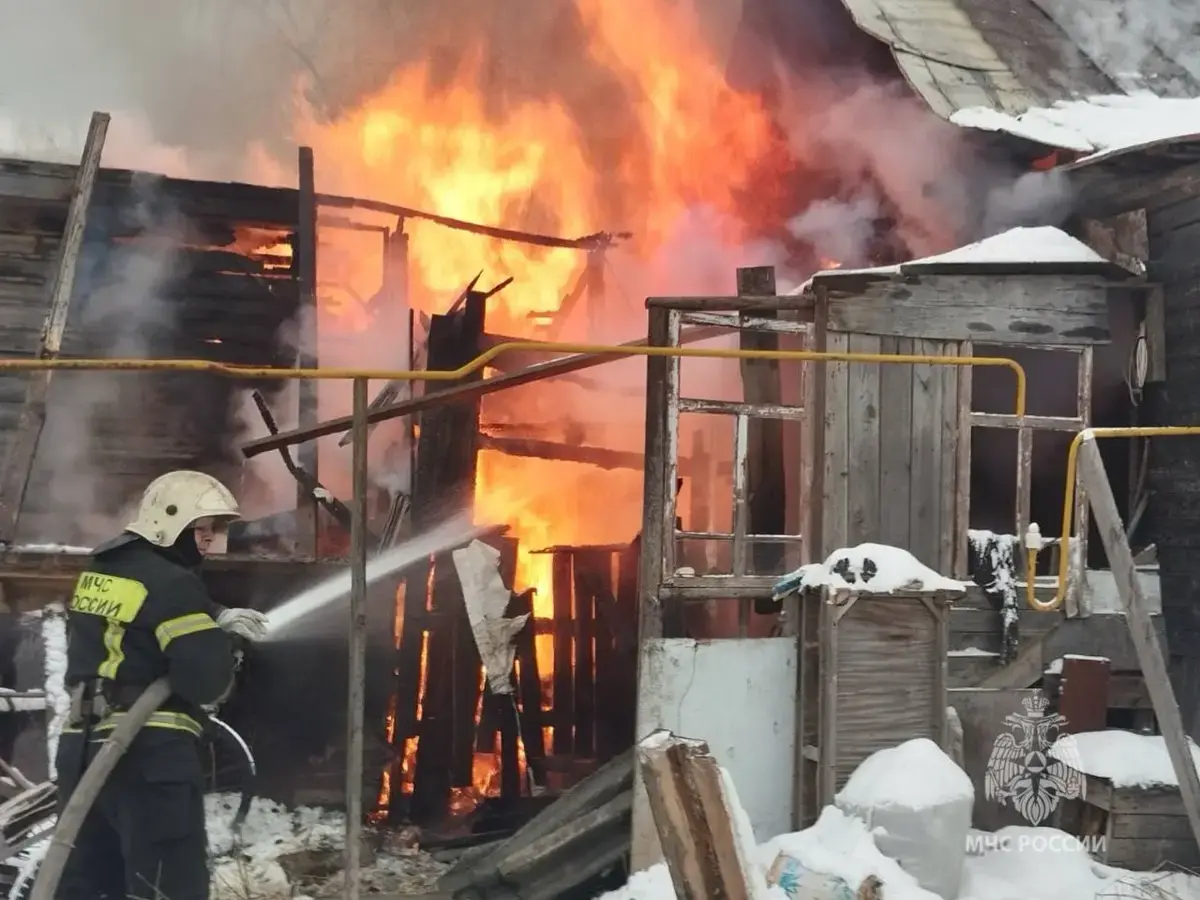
[1145,194,1200,736]
[0,158,302,545]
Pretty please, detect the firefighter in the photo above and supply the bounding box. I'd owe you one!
[55,470,270,900]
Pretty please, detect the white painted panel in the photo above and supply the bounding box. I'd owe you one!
[630,636,796,872]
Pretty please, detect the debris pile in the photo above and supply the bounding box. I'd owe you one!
[434,748,633,899]
[602,734,1200,900]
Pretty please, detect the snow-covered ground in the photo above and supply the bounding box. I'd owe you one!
[601,736,1200,900]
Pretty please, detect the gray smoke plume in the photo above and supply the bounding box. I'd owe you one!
[19,193,184,546]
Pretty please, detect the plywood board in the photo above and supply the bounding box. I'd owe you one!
[630,637,797,872]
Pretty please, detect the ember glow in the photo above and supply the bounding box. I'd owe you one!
[293,0,790,807]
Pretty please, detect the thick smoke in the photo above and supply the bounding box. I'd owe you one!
[0,0,1082,552]
[21,196,184,545]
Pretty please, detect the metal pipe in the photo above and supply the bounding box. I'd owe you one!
[30,678,171,900]
[1041,425,1200,612]
[0,343,1028,418]
[343,377,369,900]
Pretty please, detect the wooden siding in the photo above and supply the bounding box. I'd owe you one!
[817,331,963,574]
[817,272,1113,345]
[0,158,301,544]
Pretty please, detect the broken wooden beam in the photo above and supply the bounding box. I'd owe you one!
[437,748,633,896]
[0,111,109,544]
[241,325,727,458]
[1077,434,1200,854]
[638,730,764,900]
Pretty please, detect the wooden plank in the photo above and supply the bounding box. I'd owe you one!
[1069,347,1094,617]
[638,731,764,900]
[1105,835,1200,870]
[736,267,786,576]
[954,341,974,578]
[823,273,1111,344]
[573,551,598,757]
[0,112,109,544]
[846,333,882,546]
[241,325,727,458]
[805,288,829,563]
[294,146,319,556]
[1076,435,1200,852]
[820,331,850,557]
[878,337,913,548]
[938,343,960,575]
[908,339,942,568]
[631,307,674,873]
[552,551,575,755]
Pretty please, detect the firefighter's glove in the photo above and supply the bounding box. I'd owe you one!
[216,607,270,643]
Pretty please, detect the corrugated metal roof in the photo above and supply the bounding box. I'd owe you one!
[837,0,1200,118]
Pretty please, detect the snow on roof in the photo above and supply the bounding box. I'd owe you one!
[836,739,974,812]
[950,94,1200,157]
[807,227,1107,285]
[1051,730,1200,789]
[909,227,1106,267]
[773,543,965,598]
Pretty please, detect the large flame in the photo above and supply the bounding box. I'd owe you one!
[295,0,785,804]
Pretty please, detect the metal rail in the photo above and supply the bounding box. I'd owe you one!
[1043,425,1200,612]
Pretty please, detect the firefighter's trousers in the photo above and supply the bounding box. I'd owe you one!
[53,726,209,900]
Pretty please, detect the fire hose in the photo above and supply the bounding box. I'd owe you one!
[28,678,171,900]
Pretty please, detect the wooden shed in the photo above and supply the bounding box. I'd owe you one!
[801,248,1129,580]
[0,155,306,549]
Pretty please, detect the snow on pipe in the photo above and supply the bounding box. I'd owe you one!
[29,678,172,900]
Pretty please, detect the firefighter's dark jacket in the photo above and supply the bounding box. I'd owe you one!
[65,533,235,734]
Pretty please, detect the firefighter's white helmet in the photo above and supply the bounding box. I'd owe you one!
[125,470,240,548]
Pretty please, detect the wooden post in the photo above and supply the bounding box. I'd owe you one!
[343,377,368,900]
[409,290,487,822]
[632,305,673,872]
[0,111,109,543]
[736,266,786,583]
[552,551,575,755]
[295,146,320,557]
[1076,435,1200,850]
[573,551,599,758]
[638,730,764,900]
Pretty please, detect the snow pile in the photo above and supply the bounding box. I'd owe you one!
[951,94,1200,156]
[206,796,345,860]
[836,740,974,812]
[600,741,1200,900]
[836,740,974,899]
[773,544,965,599]
[41,604,68,778]
[211,859,291,900]
[961,826,1198,899]
[1050,730,1200,789]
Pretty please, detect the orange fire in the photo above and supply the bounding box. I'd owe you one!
[292,0,787,808]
